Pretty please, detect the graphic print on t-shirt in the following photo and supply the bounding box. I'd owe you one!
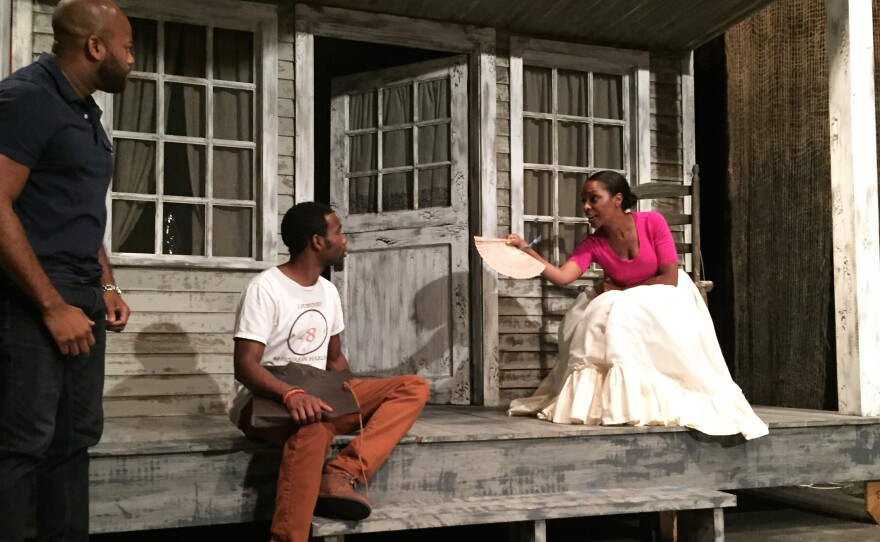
[287,309,329,355]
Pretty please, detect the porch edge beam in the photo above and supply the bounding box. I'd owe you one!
[826,0,880,416]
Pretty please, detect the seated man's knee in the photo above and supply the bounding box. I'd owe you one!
[404,375,430,403]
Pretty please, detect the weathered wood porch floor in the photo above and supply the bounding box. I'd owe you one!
[90,406,880,534]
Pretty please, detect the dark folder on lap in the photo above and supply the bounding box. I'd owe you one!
[250,363,360,428]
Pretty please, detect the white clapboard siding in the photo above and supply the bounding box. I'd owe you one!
[120,312,236,334]
[105,354,233,376]
[105,333,234,355]
[104,374,235,398]
[114,268,257,293]
[104,395,229,417]
[123,292,240,313]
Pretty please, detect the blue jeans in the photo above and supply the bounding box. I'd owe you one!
[0,281,105,542]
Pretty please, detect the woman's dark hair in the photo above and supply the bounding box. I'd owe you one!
[281,201,334,257]
[587,170,638,210]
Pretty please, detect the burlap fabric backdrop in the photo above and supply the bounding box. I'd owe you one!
[724,0,859,408]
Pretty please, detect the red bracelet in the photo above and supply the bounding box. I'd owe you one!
[282,388,305,404]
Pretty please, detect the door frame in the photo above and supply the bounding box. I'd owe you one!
[293,3,499,405]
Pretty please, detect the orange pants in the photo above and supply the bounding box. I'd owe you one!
[239,375,429,542]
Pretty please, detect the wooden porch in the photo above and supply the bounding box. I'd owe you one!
[89,405,880,535]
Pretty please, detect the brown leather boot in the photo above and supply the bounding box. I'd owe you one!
[314,471,372,521]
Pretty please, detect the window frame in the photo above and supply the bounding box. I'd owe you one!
[510,37,650,265]
[99,0,277,269]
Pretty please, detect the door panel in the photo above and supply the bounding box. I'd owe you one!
[330,55,470,404]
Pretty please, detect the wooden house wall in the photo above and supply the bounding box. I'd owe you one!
[28,0,295,417]
[25,1,690,411]
[496,52,689,402]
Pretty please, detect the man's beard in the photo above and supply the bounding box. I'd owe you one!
[97,53,130,94]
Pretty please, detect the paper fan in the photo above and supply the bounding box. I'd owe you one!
[474,236,546,279]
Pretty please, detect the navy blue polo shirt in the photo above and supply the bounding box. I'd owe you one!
[0,53,113,283]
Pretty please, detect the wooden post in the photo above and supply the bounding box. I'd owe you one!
[826,0,880,417]
[659,510,677,541]
[1,0,11,76]
[867,480,880,525]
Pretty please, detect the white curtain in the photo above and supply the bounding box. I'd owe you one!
[111,19,157,251]
[212,29,255,257]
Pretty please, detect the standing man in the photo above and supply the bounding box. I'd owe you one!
[232,202,430,542]
[0,0,133,539]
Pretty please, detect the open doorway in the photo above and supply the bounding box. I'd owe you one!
[312,37,473,404]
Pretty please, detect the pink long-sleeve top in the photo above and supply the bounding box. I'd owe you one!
[567,211,678,286]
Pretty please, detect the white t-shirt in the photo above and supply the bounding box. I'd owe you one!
[234,267,345,370]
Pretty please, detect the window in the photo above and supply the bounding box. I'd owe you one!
[510,39,650,265]
[106,2,276,265]
[343,74,455,215]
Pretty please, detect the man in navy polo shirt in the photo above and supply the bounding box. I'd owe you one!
[0,0,133,539]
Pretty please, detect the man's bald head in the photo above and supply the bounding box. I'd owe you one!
[52,0,124,55]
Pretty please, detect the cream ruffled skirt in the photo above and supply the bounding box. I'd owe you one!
[508,270,769,440]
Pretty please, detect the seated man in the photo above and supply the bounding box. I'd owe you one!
[230,202,430,542]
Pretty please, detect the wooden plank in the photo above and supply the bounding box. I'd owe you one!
[113,268,257,292]
[632,181,691,199]
[826,0,880,416]
[105,353,232,376]
[311,488,734,537]
[498,297,577,316]
[105,332,233,354]
[104,374,234,398]
[123,291,239,312]
[102,395,228,417]
[119,312,235,333]
[500,351,557,371]
[11,0,32,72]
[499,333,558,352]
[499,315,562,334]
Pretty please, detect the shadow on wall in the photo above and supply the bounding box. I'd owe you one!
[104,322,227,419]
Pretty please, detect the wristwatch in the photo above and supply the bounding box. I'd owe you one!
[102,284,123,296]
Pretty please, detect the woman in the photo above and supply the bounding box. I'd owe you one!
[506,171,768,440]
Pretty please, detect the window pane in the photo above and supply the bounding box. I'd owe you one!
[349,92,376,130]
[349,176,377,214]
[559,223,590,262]
[213,206,252,257]
[418,166,450,208]
[558,69,588,117]
[163,203,205,256]
[112,200,154,253]
[113,140,155,194]
[524,221,552,262]
[559,172,587,218]
[164,143,205,197]
[165,23,206,78]
[383,171,413,212]
[594,74,623,119]
[130,18,157,72]
[418,124,448,164]
[213,29,253,83]
[418,79,448,121]
[382,129,412,168]
[114,79,156,133]
[213,89,253,141]
[523,66,551,113]
[594,125,623,169]
[524,169,552,216]
[349,134,376,172]
[165,83,206,137]
[524,118,552,164]
[213,147,253,200]
[382,85,412,125]
[558,121,589,167]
